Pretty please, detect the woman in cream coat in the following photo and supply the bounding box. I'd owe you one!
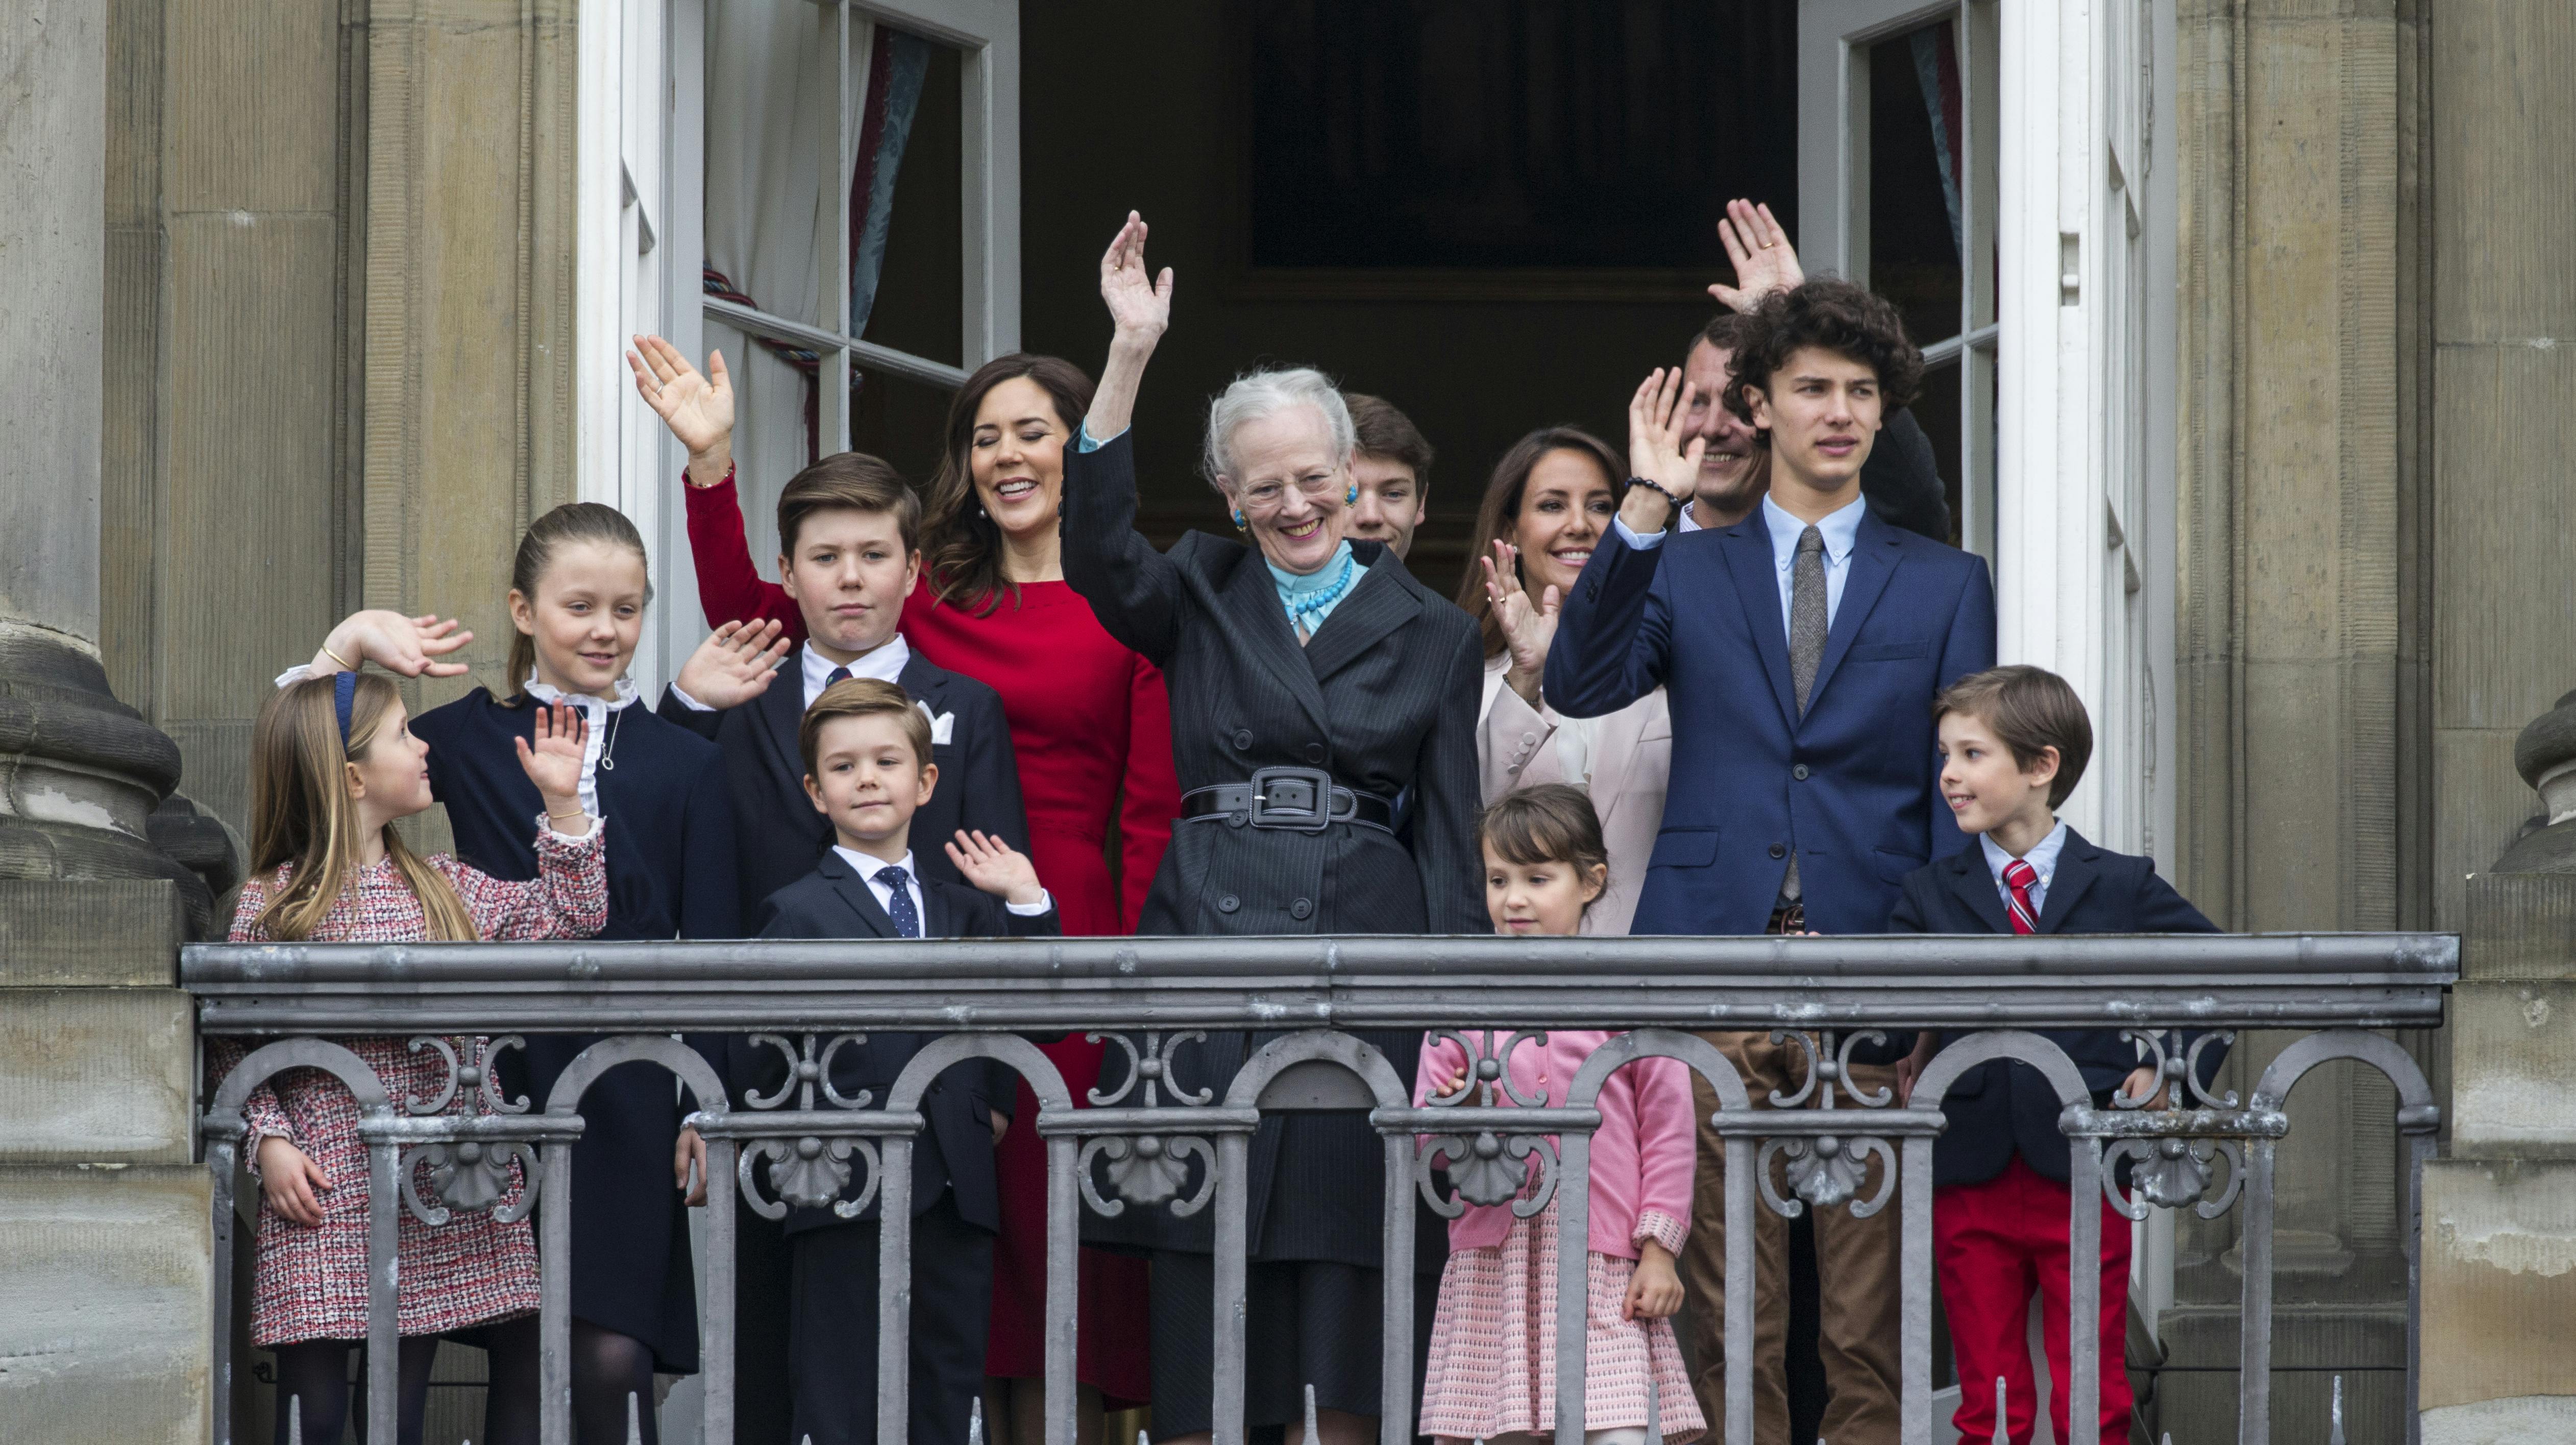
[1457,386,1702,936]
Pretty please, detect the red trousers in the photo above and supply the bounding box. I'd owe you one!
[1933,1155,2132,1445]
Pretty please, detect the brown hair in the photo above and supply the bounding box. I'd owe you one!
[1453,427,1624,660]
[247,673,476,942]
[1723,279,1926,444]
[921,353,1096,615]
[799,677,934,780]
[505,502,653,699]
[1343,393,1436,495]
[1478,783,1611,879]
[778,451,922,565]
[1694,309,1753,357]
[1934,665,2095,808]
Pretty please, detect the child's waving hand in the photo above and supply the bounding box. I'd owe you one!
[514,702,594,835]
[674,619,792,709]
[946,829,1045,908]
[312,610,474,679]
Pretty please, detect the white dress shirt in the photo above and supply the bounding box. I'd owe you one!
[832,845,1054,928]
[1611,492,1868,635]
[1980,821,2070,918]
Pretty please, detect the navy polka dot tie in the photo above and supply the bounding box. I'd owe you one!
[875,865,921,938]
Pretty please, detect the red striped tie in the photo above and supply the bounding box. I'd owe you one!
[2002,859,2040,935]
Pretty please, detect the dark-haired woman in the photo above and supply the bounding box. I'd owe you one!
[288,501,744,1444]
[630,335,1171,1439]
[1457,425,1670,937]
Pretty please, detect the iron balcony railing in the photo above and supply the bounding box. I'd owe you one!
[184,930,2457,1445]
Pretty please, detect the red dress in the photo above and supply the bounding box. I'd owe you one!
[686,475,1173,1402]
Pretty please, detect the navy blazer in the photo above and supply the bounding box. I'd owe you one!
[658,651,1029,937]
[749,849,1059,1237]
[1544,506,1995,936]
[1879,828,2227,1188]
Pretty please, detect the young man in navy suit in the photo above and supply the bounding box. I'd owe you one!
[756,678,1058,1445]
[655,453,1030,1441]
[1548,279,1996,1442]
[1881,665,2221,1445]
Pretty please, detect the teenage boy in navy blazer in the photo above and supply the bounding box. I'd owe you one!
[1550,278,1995,1442]
[1875,665,2223,1445]
[655,451,1028,1442]
[753,678,1058,1445]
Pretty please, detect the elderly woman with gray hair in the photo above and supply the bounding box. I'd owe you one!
[1061,213,1484,1445]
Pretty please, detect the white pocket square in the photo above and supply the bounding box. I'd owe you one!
[919,703,954,745]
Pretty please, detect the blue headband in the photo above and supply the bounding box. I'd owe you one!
[333,671,357,750]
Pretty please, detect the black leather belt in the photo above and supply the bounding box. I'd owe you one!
[1181,766,1396,834]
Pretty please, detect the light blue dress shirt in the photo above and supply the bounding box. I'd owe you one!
[1077,422,1117,451]
[1980,821,2070,918]
[1611,492,1868,631]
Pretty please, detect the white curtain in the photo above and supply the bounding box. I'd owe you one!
[702,2,875,575]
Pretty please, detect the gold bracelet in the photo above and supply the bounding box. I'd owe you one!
[547,806,587,822]
[320,645,355,672]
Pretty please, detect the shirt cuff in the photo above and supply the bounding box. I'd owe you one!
[1004,889,1054,917]
[1611,516,1667,550]
[1635,1207,1689,1254]
[274,663,315,690]
[533,811,605,845]
[668,682,715,712]
[1076,423,1123,453]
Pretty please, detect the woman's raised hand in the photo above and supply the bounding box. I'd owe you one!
[627,334,736,486]
[1098,211,1173,343]
[1708,199,1805,313]
[514,702,592,832]
[673,620,791,711]
[314,610,474,679]
[1481,541,1560,705]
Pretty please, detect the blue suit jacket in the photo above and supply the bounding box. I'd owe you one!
[1543,506,1996,936]
[1874,830,2227,1187]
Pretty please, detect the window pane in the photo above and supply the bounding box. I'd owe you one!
[1912,357,1964,549]
[855,34,965,370]
[1867,19,1964,350]
[850,364,954,483]
[703,0,840,332]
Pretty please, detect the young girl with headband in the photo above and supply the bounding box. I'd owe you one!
[208,671,603,1445]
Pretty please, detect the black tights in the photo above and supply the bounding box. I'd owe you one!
[274,1317,655,1445]
[269,1336,438,1445]
[484,1316,659,1445]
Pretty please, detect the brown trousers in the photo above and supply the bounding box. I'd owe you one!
[1677,1029,1904,1445]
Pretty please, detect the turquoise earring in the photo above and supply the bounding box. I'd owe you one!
[1231,509,1247,530]
[1345,483,1359,505]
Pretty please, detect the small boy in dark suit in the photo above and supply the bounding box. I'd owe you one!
[1884,665,2222,1445]
[755,677,1058,1445]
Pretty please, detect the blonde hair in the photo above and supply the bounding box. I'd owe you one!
[247,674,477,942]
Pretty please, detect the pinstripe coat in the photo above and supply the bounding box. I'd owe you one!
[1063,429,1485,1265]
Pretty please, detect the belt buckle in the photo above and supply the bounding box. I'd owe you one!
[1246,766,1336,833]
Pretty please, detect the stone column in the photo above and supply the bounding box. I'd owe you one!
[0,4,217,1439]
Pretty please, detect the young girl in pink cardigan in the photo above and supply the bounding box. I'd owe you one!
[1416,784,1704,1444]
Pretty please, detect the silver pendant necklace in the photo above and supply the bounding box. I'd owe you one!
[596,702,623,772]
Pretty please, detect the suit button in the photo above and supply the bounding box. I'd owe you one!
[1218,894,1241,914]
[1793,764,1810,780]
[1304,743,1324,764]
[1232,729,1253,751]
[1290,898,1313,920]
[1768,844,1787,859]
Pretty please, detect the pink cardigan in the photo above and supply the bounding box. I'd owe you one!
[1415,1030,1696,1259]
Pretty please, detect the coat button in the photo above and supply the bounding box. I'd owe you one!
[1217,894,1241,914]
[1232,729,1253,750]
[1793,764,1810,780]
[1522,731,1539,747]
[1769,843,1787,859]
[1304,743,1324,764]
[1290,898,1313,920]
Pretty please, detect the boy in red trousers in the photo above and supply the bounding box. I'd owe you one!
[1885,665,2223,1444]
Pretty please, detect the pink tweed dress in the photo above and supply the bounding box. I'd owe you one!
[205,821,606,1345]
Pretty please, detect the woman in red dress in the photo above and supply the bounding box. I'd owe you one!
[633,336,1171,1443]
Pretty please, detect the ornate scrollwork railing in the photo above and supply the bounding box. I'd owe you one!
[187,930,2454,1445]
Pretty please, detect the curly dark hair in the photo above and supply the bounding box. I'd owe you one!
[1721,279,1924,443]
